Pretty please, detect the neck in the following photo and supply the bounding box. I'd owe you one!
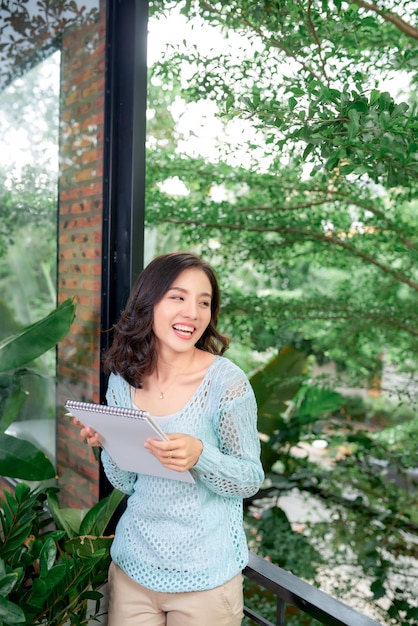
[156,349,196,376]
[154,349,197,398]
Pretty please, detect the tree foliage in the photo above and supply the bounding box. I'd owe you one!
[146,3,418,622]
[147,0,418,387]
[0,49,59,255]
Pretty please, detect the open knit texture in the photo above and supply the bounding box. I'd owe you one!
[101,355,264,593]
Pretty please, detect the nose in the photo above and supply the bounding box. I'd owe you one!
[182,299,198,319]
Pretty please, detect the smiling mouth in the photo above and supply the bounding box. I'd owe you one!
[172,324,195,336]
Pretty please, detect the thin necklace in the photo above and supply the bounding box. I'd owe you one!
[157,379,177,400]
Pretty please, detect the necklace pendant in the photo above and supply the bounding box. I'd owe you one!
[159,392,164,400]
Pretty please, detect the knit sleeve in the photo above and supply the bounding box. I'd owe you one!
[101,449,136,495]
[193,370,264,498]
[100,373,137,495]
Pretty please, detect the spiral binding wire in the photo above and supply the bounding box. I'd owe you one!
[65,399,149,419]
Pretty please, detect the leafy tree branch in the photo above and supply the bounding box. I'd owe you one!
[351,0,418,40]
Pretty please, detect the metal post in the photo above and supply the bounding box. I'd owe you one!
[276,598,285,626]
[100,0,148,500]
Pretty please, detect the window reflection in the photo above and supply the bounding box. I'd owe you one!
[0,0,100,466]
[0,52,60,462]
[0,0,99,91]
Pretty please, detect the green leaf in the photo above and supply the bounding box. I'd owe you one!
[370,578,386,600]
[325,155,340,171]
[64,536,113,557]
[250,347,307,472]
[0,524,34,560]
[80,590,103,602]
[349,99,368,113]
[347,109,359,141]
[29,577,48,606]
[302,143,315,160]
[3,491,18,516]
[79,488,125,536]
[297,385,344,419]
[287,87,305,96]
[40,563,67,589]
[0,434,55,481]
[28,565,70,609]
[14,482,31,503]
[251,347,307,414]
[0,572,20,596]
[369,89,381,106]
[288,96,297,111]
[0,298,76,372]
[0,508,13,536]
[339,163,356,175]
[47,491,87,538]
[0,380,28,433]
[39,537,57,575]
[0,595,25,623]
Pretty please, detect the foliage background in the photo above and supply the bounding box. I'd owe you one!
[146,0,418,391]
[0,1,417,624]
[145,2,418,624]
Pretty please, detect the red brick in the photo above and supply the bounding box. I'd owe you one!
[56,5,106,509]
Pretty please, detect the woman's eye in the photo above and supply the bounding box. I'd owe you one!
[201,301,211,307]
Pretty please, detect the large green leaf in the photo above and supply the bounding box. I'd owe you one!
[47,490,86,539]
[0,433,55,480]
[79,488,125,537]
[0,301,20,341]
[0,378,28,433]
[251,346,307,429]
[296,384,344,419]
[0,298,76,372]
[64,536,113,557]
[48,487,125,541]
[250,347,307,473]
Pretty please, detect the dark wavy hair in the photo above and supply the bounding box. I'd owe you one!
[103,252,230,388]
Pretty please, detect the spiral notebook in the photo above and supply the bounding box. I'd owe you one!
[65,400,194,483]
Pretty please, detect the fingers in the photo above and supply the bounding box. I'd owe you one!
[144,435,203,471]
[72,417,102,447]
[83,428,101,447]
[144,439,172,467]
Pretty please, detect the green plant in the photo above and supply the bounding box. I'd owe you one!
[247,349,418,624]
[249,348,344,474]
[0,298,75,481]
[249,346,308,473]
[0,482,124,625]
[0,298,125,624]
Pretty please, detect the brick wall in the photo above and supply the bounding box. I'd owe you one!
[56,5,105,509]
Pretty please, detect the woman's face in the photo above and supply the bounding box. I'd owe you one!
[152,268,213,355]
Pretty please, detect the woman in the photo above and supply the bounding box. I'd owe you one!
[75,251,264,626]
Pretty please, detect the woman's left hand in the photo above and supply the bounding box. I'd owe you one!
[144,434,203,472]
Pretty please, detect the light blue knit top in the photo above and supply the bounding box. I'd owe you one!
[101,355,264,593]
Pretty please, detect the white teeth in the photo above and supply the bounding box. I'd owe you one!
[173,325,194,333]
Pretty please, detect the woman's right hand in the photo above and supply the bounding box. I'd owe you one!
[73,417,102,447]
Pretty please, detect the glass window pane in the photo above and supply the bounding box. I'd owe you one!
[0,52,60,463]
[0,1,100,471]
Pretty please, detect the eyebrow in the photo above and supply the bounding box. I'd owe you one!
[168,286,212,299]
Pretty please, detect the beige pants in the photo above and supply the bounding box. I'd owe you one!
[107,562,244,626]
